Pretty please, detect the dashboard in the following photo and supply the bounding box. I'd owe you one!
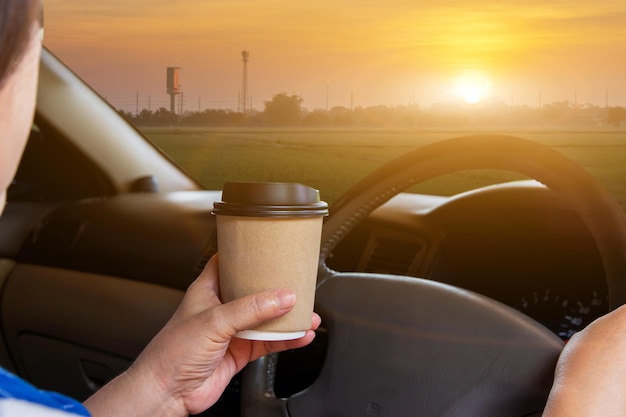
[0,173,609,412]
[327,180,608,340]
[2,179,607,343]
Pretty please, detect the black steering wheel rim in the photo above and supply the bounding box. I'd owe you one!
[242,134,626,417]
[319,134,626,307]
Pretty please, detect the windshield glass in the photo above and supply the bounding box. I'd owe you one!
[43,1,626,206]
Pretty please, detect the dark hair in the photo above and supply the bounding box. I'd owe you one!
[0,0,42,90]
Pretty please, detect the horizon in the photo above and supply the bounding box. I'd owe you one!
[43,0,626,113]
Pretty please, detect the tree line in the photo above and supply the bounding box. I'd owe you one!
[118,92,626,128]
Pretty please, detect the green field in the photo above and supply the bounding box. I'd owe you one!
[141,127,626,208]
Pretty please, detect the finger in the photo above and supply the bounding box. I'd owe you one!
[311,312,322,330]
[194,254,221,295]
[180,255,222,313]
[205,289,297,342]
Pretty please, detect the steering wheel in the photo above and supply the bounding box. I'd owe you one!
[241,134,626,417]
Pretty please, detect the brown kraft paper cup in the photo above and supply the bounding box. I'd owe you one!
[212,182,328,341]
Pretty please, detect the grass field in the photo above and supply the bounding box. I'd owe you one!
[140,127,626,208]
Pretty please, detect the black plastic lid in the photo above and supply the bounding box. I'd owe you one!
[212,182,329,218]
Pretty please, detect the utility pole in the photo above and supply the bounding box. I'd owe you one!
[326,81,330,111]
[241,51,250,113]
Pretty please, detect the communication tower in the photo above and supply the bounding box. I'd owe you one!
[241,51,250,113]
[166,67,181,114]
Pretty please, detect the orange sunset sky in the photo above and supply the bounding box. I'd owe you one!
[43,0,626,112]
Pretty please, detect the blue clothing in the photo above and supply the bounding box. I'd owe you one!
[0,368,90,416]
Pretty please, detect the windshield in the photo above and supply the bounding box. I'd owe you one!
[43,1,626,206]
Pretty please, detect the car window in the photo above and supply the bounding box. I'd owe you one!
[42,1,626,206]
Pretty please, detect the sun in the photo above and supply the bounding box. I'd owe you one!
[455,71,491,104]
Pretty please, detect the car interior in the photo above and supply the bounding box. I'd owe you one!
[1,47,624,416]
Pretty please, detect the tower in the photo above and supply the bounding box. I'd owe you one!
[166,67,181,114]
[241,51,249,113]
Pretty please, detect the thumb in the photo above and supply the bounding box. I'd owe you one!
[208,289,297,341]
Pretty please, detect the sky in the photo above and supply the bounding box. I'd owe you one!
[43,0,626,112]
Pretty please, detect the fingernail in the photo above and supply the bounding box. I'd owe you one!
[274,289,296,311]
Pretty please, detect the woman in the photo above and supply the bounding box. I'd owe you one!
[0,1,319,416]
[2,0,626,416]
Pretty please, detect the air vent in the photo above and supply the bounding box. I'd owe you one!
[361,237,424,275]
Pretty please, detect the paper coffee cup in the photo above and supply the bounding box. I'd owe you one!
[212,182,328,341]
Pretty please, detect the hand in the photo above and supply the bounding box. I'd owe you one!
[543,305,626,416]
[84,254,321,417]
